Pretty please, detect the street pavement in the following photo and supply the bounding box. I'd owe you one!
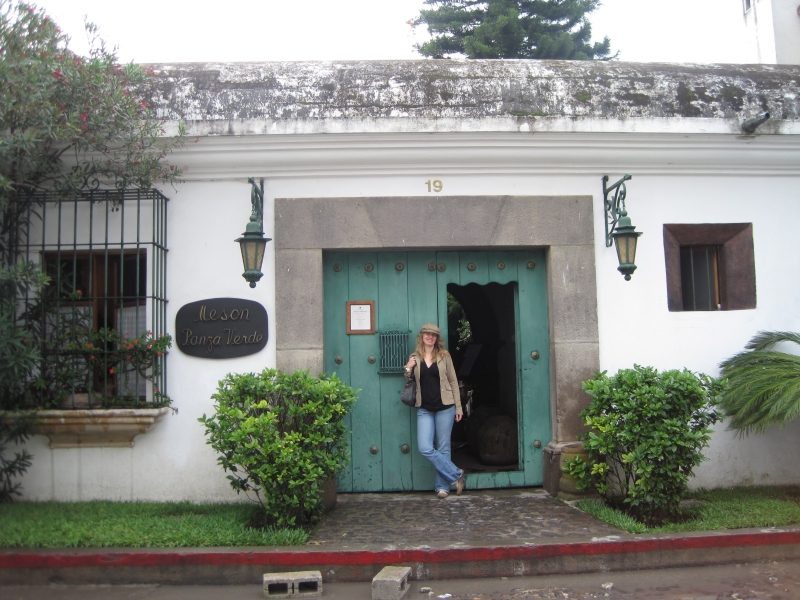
[1,559,799,599]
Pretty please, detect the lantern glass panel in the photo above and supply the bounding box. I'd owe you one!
[253,240,266,271]
[615,234,638,265]
[240,238,266,273]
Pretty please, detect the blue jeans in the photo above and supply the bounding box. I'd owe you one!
[417,406,462,493]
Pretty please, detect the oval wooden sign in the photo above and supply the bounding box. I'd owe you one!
[175,298,268,359]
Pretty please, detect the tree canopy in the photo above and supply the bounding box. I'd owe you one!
[413,0,615,60]
[0,0,184,206]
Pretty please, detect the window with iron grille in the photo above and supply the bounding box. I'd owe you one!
[15,189,169,408]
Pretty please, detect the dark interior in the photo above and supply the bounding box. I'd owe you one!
[447,282,520,473]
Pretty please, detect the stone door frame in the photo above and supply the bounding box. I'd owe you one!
[274,195,599,492]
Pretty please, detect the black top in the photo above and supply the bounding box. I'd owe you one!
[419,360,446,412]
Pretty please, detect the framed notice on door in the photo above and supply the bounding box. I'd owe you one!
[346,300,375,335]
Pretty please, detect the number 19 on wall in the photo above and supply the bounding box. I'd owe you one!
[425,179,443,193]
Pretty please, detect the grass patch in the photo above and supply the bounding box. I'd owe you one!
[575,485,800,534]
[574,499,647,534]
[0,501,308,548]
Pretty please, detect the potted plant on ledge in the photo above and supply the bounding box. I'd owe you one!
[29,326,174,448]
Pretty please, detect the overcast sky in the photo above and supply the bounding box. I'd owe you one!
[31,0,751,65]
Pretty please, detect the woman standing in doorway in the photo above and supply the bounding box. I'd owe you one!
[404,323,465,499]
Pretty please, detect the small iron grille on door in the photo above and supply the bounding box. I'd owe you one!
[378,328,411,374]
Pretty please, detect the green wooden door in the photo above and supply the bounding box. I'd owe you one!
[324,250,549,492]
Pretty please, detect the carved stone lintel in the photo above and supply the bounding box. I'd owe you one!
[32,408,171,448]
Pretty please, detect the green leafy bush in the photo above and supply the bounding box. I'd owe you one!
[0,412,33,502]
[566,365,722,526]
[199,369,357,528]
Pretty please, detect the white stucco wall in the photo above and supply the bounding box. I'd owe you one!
[16,126,800,501]
[744,0,800,65]
[772,0,800,64]
[594,171,800,488]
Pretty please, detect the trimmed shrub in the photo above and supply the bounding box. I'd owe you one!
[566,365,722,526]
[199,369,357,528]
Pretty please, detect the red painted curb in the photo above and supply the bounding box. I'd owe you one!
[2,530,799,570]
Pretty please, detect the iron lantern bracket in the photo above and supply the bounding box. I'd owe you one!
[248,177,264,231]
[602,174,632,248]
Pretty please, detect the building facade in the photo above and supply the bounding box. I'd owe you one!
[18,59,800,501]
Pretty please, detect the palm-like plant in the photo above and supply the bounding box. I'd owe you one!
[718,331,800,435]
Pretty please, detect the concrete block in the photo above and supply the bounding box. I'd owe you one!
[263,571,322,598]
[372,565,411,600]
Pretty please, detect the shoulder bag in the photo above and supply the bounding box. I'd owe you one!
[400,367,416,407]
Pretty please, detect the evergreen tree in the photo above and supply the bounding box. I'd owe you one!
[414,0,615,60]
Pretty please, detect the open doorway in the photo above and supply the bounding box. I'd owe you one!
[447,282,519,473]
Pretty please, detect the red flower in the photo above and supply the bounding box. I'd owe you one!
[85,343,92,349]
[156,351,162,356]
[90,355,95,360]
[154,387,159,392]
[129,343,134,349]
[126,356,131,361]
[76,289,82,295]
[80,114,87,122]
[52,70,62,80]
[109,368,115,374]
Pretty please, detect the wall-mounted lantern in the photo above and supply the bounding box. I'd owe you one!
[235,177,272,288]
[603,174,642,281]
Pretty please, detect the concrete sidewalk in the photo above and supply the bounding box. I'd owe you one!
[2,489,800,585]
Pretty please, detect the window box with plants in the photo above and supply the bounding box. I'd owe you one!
[1,281,174,448]
[31,327,174,448]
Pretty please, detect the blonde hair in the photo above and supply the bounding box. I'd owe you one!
[414,330,449,361]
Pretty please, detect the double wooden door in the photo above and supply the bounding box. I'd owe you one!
[323,250,549,492]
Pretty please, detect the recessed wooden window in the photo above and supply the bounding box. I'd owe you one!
[664,224,756,312]
[44,250,147,331]
[680,245,720,311]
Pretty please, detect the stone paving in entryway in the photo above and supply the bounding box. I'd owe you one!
[307,488,623,548]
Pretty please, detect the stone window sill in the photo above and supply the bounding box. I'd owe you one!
[32,408,171,448]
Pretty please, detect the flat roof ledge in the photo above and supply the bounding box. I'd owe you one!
[144,60,800,136]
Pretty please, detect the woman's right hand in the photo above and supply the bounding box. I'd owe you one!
[405,355,417,371]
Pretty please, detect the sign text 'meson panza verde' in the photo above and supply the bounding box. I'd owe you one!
[175,298,268,358]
